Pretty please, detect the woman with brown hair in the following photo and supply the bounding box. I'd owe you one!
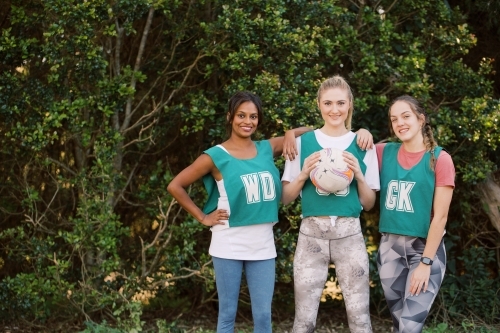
[376,95,455,333]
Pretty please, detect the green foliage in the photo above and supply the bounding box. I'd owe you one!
[424,323,451,333]
[0,0,499,329]
[459,321,500,333]
[424,321,500,333]
[81,320,123,333]
[451,0,500,34]
[441,247,500,323]
[156,320,217,333]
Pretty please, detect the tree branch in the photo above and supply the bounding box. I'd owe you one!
[122,6,155,132]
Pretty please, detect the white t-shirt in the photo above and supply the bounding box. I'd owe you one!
[282,130,380,191]
[208,146,277,260]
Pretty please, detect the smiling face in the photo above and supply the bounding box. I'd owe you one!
[318,87,351,130]
[228,101,259,138]
[225,91,263,138]
[389,100,425,144]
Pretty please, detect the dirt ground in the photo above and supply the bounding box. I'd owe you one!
[0,305,394,332]
[175,310,394,333]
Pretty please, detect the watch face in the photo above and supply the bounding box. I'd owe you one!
[421,257,432,265]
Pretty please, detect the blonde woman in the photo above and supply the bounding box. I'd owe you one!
[282,76,379,332]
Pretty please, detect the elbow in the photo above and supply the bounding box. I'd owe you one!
[280,182,293,205]
[433,215,448,228]
[362,201,375,211]
[361,195,376,211]
[167,182,176,196]
[281,194,292,206]
[281,183,300,205]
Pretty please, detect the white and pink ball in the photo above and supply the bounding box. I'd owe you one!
[309,148,354,194]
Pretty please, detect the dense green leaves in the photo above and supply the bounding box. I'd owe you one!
[0,0,499,329]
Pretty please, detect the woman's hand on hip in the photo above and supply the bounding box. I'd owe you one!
[201,209,229,227]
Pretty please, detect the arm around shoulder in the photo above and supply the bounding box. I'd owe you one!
[354,128,374,150]
[269,127,313,159]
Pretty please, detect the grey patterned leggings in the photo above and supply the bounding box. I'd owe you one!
[293,216,372,333]
[377,233,446,333]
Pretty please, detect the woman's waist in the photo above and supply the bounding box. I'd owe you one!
[300,216,361,240]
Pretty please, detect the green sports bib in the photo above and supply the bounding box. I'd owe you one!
[379,143,442,238]
[300,131,367,218]
[202,140,281,227]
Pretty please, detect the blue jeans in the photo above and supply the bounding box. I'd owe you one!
[212,257,275,333]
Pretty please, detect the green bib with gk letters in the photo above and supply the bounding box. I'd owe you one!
[379,143,442,238]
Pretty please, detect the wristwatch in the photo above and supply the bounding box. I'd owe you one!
[420,257,433,265]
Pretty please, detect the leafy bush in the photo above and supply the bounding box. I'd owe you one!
[440,247,500,324]
[0,0,498,329]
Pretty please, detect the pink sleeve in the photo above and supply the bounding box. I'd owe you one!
[375,143,387,171]
[435,150,455,187]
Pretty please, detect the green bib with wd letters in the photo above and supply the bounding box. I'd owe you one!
[202,140,281,227]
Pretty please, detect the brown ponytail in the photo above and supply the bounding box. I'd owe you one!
[422,121,438,170]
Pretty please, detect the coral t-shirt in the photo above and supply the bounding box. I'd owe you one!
[376,143,455,188]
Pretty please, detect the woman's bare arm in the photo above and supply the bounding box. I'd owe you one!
[167,154,228,226]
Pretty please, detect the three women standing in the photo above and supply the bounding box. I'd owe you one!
[168,85,454,333]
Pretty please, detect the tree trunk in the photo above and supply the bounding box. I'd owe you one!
[477,175,500,234]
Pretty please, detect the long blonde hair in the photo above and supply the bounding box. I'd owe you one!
[316,75,354,130]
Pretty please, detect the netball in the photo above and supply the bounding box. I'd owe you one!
[310,148,354,194]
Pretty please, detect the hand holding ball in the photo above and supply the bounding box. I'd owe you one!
[309,148,354,194]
